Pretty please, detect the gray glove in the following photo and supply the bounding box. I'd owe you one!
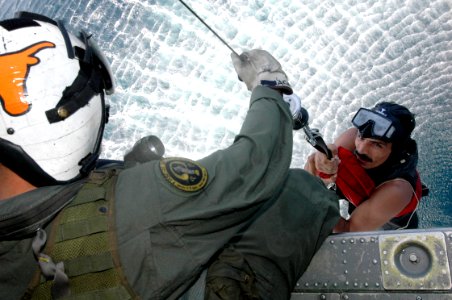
[231,49,293,94]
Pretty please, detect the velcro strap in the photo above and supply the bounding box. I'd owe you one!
[56,215,108,241]
[70,187,106,206]
[64,253,115,277]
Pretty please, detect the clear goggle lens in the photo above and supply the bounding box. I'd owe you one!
[351,108,395,139]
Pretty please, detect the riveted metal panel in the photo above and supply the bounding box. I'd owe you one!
[379,232,451,290]
[296,232,385,292]
[295,228,452,296]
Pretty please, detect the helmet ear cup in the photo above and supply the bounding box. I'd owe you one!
[0,13,111,185]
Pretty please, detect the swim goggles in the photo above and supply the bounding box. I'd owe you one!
[351,108,396,141]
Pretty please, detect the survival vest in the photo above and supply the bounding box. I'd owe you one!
[335,147,422,217]
[23,168,138,300]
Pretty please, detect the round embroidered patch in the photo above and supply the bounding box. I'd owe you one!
[159,157,208,192]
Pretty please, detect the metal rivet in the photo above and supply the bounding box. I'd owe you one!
[305,283,309,287]
[7,128,14,135]
[350,239,355,244]
[376,283,380,287]
[330,240,335,244]
[360,238,365,243]
[372,259,378,264]
[364,282,369,287]
[320,295,326,300]
[354,282,358,287]
[343,294,349,300]
[98,206,108,213]
[342,249,347,254]
[57,107,69,119]
[344,270,348,274]
[343,259,347,264]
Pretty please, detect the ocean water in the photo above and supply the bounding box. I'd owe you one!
[1,0,451,228]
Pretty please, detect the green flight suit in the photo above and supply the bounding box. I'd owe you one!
[204,169,340,299]
[0,86,294,299]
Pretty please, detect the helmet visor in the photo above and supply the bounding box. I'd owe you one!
[352,108,396,140]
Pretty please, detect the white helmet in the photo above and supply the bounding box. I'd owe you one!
[0,12,114,186]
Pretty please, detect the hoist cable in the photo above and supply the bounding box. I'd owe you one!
[178,0,239,56]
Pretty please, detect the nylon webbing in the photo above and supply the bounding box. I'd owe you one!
[27,168,137,300]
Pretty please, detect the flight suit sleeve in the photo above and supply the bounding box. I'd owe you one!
[114,85,294,298]
[160,85,294,220]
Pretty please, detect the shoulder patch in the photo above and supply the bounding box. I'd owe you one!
[159,157,208,192]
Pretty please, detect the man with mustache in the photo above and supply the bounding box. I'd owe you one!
[305,102,425,232]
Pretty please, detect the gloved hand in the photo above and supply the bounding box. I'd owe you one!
[231,49,293,94]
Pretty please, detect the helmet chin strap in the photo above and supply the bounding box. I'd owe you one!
[0,139,58,187]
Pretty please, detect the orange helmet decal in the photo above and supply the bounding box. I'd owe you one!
[0,41,55,116]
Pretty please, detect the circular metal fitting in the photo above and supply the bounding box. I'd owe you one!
[395,243,432,277]
[57,107,69,119]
